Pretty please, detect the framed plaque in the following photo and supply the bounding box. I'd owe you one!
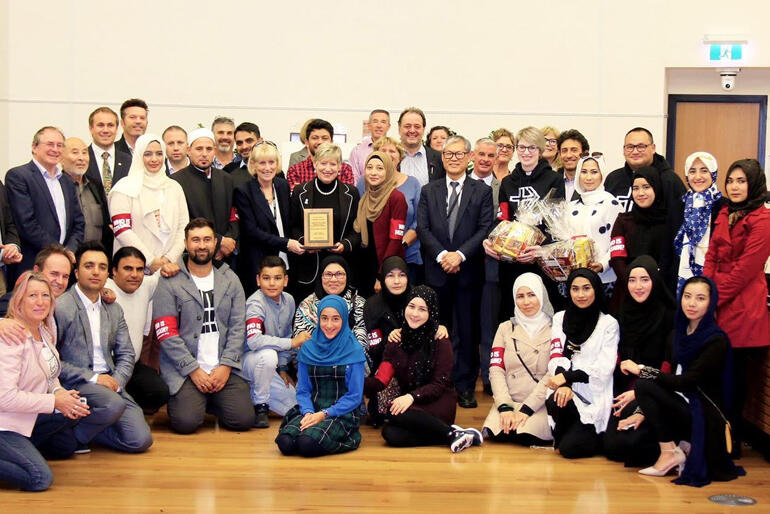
[303,208,335,249]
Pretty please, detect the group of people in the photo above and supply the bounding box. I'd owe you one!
[0,99,768,491]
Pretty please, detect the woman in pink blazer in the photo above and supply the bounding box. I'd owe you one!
[0,272,90,491]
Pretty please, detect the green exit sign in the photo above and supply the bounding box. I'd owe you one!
[709,44,743,62]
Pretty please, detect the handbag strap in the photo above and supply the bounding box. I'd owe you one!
[513,337,539,384]
[697,386,731,426]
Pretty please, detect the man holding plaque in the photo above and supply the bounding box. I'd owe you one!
[417,135,494,409]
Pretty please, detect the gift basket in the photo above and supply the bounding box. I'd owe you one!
[487,202,545,262]
[534,199,596,282]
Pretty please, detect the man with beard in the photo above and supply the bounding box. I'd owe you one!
[212,116,238,169]
[152,218,253,434]
[224,122,262,189]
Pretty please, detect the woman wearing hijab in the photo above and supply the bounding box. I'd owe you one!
[623,276,744,485]
[108,133,189,273]
[365,286,482,453]
[354,152,408,297]
[609,167,674,310]
[293,256,368,367]
[568,155,624,293]
[704,158,770,453]
[674,152,725,295]
[604,256,676,467]
[276,295,366,457]
[482,273,554,446]
[545,268,619,458]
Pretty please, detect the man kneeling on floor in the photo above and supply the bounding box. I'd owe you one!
[153,217,254,433]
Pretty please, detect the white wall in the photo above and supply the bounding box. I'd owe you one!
[1,0,770,175]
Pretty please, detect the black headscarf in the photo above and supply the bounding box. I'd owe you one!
[725,158,768,222]
[380,256,411,325]
[673,276,727,368]
[562,268,605,358]
[400,285,440,388]
[631,167,667,225]
[315,255,352,299]
[618,255,675,365]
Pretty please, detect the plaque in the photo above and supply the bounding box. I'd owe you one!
[303,208,335,249]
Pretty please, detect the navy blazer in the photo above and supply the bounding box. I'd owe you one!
[425,147,446,182]
[114,135,132,157]
[5,161,85,271]
[86,144,131,197]
[233,176,292,296]
[417,177,493,288]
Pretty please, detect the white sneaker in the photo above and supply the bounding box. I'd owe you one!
[450,432,475,453]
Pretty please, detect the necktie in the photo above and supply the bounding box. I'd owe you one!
[102,151,113,193]
[447,181,459,240]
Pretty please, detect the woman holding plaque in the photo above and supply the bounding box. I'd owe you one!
[234,141,304,297]
[289,142,361,302]
[353,152,408,297]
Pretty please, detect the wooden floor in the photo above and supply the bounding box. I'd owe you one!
[2,387,769,513]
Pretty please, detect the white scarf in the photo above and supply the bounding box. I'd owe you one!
[513,272,553,339]
[109,133,171,199]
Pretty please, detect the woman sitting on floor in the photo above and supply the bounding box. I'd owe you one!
[276,295,366,457]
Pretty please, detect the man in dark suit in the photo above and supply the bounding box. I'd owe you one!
[5,126,85,276]
[114,98,148,156]
[87,107,131,195]
[398,107,445,186]
[0,179,22,294]
[224,121,262,190]
[171,128,238,262]
[418,135,493,409]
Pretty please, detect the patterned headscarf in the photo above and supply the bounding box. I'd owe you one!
[400,285,440,388]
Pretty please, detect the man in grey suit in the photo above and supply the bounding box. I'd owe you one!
[55,241,153,453]
[152,218,254,434]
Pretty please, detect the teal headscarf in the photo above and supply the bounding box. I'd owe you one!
[297,295,366,366]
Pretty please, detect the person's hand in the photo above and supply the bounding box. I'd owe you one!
[189,368,213,393]
[499,410,515,434]
[96,374,120,392]
[291,331,312,349]
[54,389,90,419]
[612,390,636,416]
[300,411,326,431]
[553,386,573,408]
[620,360,641,376]
[161,262,181,277]
[215,250,224,261]
[220,237,236,257]
[435,325,449,340]
[588,262,603,273]
[208,365,231,393]
[100,288,116,305]
[545,373,566,390]
[618,413,645,431]
[149,258,164,274]
[441,252,462,273]
[516,246,540,263]
[389,394,414,416]
[374,279,382,293]
[329,242,345,254]
[482,239,500,260]
[1,244,21,264]
[0,318,28,345]
[287,239,305,255]
[279,370,295,387]
[388,328,402,343]
[510,410,530,432]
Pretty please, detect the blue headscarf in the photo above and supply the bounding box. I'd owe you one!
[673,152,721,282]
[297,295,366,366]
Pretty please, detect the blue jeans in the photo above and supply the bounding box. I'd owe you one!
[75,383,153,453]
[0,413,77,491]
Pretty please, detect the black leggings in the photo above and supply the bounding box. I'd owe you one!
[545,396,601,459]
[488,431,549,447]
[634,378,691,443]
[603,400,659,467]
[275,434,329,458]
[381,409,453,447]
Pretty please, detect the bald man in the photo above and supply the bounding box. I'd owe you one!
[62,137,113,253]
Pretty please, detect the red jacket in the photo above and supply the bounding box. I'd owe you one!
[703,205,770,348]
[370,189,407,270]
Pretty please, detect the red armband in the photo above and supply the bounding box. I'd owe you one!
[549,338,564,359]
[111,214,132,236]
[389,219,406,239]
[246,317,264,338]
[229,206,239,222]
[661,361,672,374]
[497,202,509,221]
[374,361,395,385]
[154,315,179,341]
[609,236,627,258]
[367,329,383,347]
[490,347,505,369]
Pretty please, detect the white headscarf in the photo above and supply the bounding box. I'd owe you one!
[574,155,608,205]
[109,133,171,199]
[512,272,553,339]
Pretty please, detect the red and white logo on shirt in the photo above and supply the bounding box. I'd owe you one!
[368,329,383,346]
[154,316,180,341]
[246,317,264,338]
[111,214,132,236]
[389,219,406,239]
[496,203,510,221]
[229,206,239,222]
[550,338,564,359]
[609,236,627,258]
[490,347,505,369]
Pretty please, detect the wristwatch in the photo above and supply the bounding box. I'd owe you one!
[401,241,409,248]
[322,409,329,418]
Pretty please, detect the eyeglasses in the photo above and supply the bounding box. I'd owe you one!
[623,143,650,153]
[442,151,468,160]
[322,271,346,280]
[496,143,514,152]
[545,138,558,146]
[516,145,538,154]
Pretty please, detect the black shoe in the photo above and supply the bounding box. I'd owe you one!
[254,404,270,429]
[457,390,477,409]
[483,383,493,396]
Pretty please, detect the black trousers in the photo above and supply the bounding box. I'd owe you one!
[731,347,756,444]
[125,361,170,413]
[488,431,549,447]
[603,400,659,467]
[275,433,329,457]
[381,409,452,447]
[634,378,691,443]
[545,396,601,459]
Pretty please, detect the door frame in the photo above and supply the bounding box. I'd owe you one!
[666,94,767,168]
